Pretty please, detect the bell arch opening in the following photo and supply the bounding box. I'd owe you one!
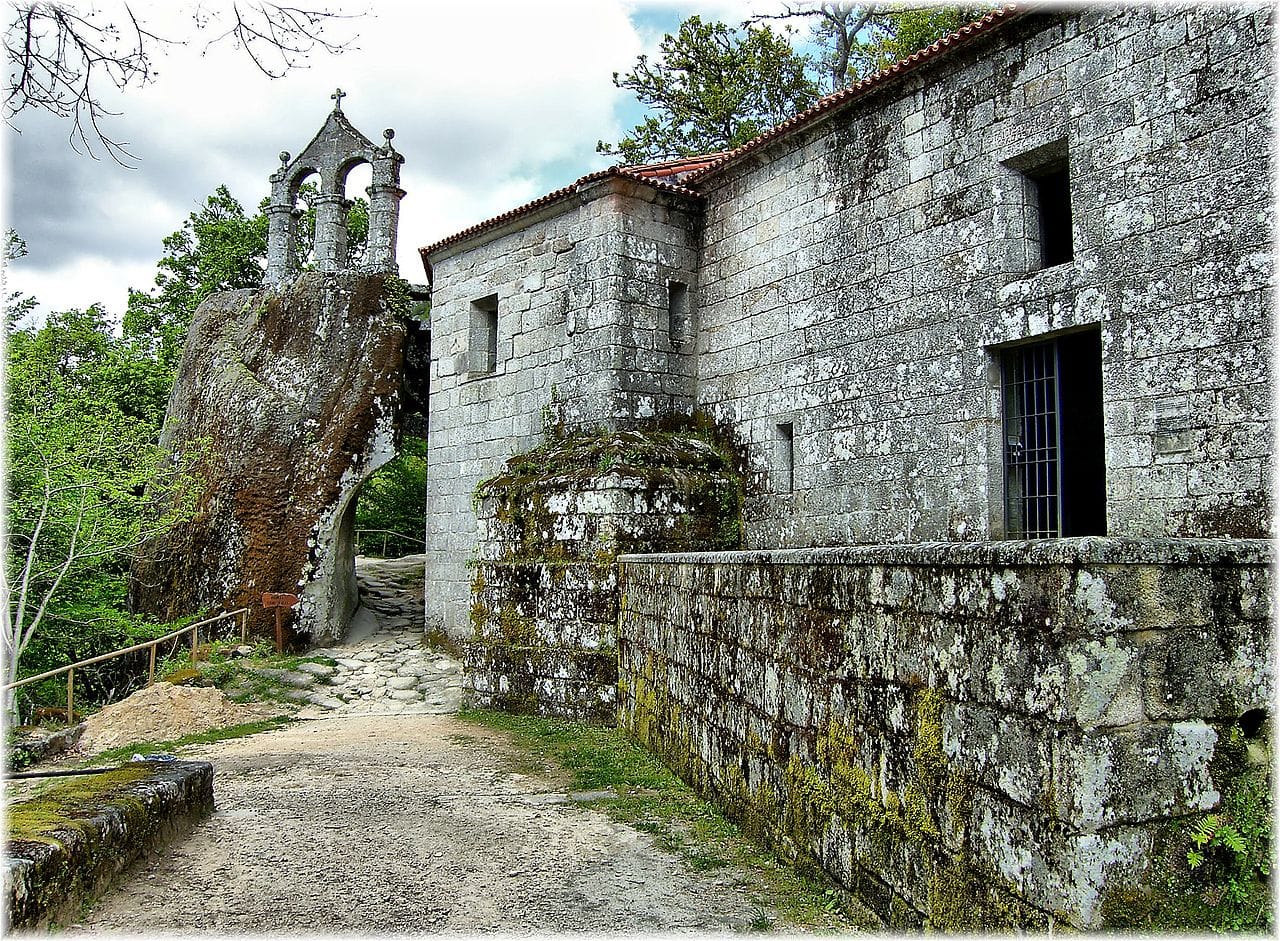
[288,168,322,269]
[340,159,373,269]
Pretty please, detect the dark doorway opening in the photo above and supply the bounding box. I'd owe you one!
[1001,328,1105,538]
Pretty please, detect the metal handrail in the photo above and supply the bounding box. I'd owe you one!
[3,607,250,722]
[354,528,426,557]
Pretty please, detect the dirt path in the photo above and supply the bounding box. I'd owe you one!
[71,557,777,933]
[73,714,766,934]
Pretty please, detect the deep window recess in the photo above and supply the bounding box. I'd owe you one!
[1030,160,1073,269]
[1004,139,1074,272]
[774,422,795,494]
[667,280,691,349]
[469,294,499,375]
[1001,329,1105,538]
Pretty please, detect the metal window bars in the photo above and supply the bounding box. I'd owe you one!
[1002,341,1061,538]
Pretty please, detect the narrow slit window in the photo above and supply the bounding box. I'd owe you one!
[668,280,691,349]
[1031,160,1073,269]
[775,422,794,494]
[469,294,499,375]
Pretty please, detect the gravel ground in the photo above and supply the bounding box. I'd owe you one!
[71,714,767,934]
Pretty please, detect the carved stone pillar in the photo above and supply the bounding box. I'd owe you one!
[365,182,405,273]
[265,151,297,286]
[265,200,296,285]
[313,193,351,272]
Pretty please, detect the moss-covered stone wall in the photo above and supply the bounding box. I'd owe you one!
[466,425,743,719]
[6,760,214,930]
[616,538,1273,929]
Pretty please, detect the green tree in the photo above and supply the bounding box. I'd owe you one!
[598,15,820,164]
[4,230,38,329]
[4,306,202,720]
[123,185,268,370]
[753,4,994,92]
[354,435,426,558]
[845,5,992,80]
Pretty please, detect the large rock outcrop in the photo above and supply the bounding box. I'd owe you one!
[130,272,412,646]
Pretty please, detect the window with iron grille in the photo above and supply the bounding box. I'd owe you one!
[1001,329,1106,538]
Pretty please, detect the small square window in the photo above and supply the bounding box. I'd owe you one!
[469,294,498,375]
[1004,139,1074,272]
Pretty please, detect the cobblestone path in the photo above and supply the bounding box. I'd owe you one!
[286,555,465,717]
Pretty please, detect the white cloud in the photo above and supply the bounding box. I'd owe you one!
[8,255,157,320]
[4,0,813,317]
[6,0,648,316]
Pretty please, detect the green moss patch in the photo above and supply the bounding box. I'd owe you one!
[7,765,154,847]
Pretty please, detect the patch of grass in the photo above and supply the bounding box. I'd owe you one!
[458,708,873,931]
[84,716,295,765]
[158,645,341,707]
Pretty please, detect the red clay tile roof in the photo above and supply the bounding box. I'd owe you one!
[682,5,1022,184]
[420,5,1021,264]
[418,165,702,260]
[627,152,730,180]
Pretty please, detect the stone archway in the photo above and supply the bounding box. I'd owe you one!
[129,94,427,648]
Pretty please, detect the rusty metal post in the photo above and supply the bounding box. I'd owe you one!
[66,669,74,724]
[148,644,157,686]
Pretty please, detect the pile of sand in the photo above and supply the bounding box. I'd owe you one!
[78,682,279,754]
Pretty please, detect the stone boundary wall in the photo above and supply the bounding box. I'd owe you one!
[616,538,1272,928]
[6,760,214,930]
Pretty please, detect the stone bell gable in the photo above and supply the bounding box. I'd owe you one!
[265,88,406,283]
[133,93,416,646]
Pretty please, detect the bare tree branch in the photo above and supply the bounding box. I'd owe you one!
[5,1,361,166]
[747,3,962,91]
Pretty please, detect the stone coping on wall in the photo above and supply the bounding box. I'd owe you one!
[615,534,1273,926]
[5,759,215,931]
[619,536,1273,568]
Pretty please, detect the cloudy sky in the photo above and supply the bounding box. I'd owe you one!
[4,0,802,321]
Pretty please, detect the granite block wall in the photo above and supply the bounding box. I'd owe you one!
[617,539,1273,928]
[425,182,704,638]
[692,6,1272,546]
[464,428,742,717]
[424,7,1272,633]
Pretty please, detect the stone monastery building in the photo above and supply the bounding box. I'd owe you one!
[418,5,1272,636]
[138,4,1271,928]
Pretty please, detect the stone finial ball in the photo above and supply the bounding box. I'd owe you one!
[279,151,291,164]
[383,128,395,141]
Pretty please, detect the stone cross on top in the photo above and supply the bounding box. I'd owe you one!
[264,90,405,284]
